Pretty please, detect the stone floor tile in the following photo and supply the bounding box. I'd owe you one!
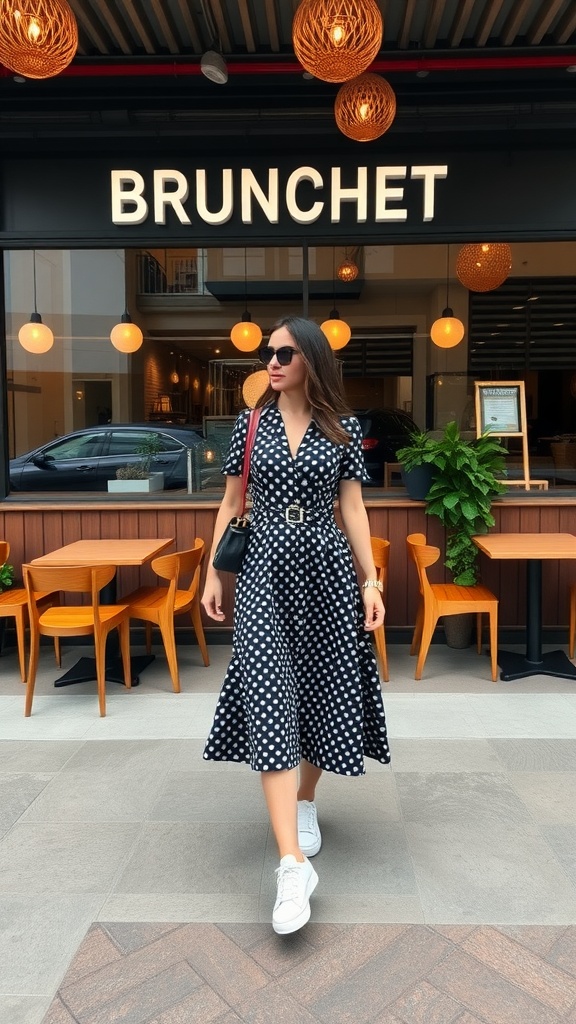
[508,772,576,824]
[113,823,268,896]
[484,926,567,956]
[19,770,166,824]
[0,773,53,833]
[428,926,477,944]
[147,771,269,823]
[0,822,140,894]
[0,741,82,773]
[488,738,576,771]
[543,826,576,886]
[299,925,452,1024]
[59,739,181,776]
[146,983,229,1023]
[167,739,245,773]
[428,947,564,1024]
[98,893,261,922]
[388,979,463,1024]
[274,894,424,925]
[390,739,506,773]
[396,771,532,829]
[0,994,52,1024]
[462,926,576,1013]
[312,771,400,822]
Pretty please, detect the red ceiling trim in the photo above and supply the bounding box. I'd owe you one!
[1,53,576,79]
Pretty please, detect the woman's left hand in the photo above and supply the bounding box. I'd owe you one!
[362,588,385,631]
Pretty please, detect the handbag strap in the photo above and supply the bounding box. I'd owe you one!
[240,407,262,516]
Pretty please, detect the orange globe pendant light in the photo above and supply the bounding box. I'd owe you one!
[0,0,78,80]
[456,243,512,292]
[292,0,383,84]
[430,245,465,349]
[334,73,396,141]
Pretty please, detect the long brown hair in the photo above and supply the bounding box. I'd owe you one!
[256,316,353,445]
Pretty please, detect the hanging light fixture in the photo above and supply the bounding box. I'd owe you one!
[334,72,396,141]
[321,247,351,350]
[292,0,382,84]
[455,242,512,293]
[430,245,465,349]
[337,249,359,282]
[230,248,262,351]
[0,0,78,80]
[110,311,143,353]
[18,250,54,354]
[242,369,269,408]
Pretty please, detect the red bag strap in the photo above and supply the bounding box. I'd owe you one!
[240,407,262,516]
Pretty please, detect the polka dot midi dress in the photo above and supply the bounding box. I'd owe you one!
[204,402,390,775]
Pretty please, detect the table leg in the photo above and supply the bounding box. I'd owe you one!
[497,559,576,680]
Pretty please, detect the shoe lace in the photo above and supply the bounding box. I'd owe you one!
[275,863,301,903]
[300,802,316,832]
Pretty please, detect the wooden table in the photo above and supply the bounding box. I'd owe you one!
[472,533,576,680]
[32,538,173,687]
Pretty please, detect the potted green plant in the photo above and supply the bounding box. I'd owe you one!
[107,433,165,493]
[395,429,439,500]
[0,558,14,655]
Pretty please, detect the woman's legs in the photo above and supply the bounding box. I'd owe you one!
[297,760,323,802]
[261,767,303,861]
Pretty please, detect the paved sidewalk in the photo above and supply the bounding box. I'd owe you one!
[0,641,575,1023]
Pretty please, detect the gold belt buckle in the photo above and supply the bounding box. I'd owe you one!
[285,504,305,524]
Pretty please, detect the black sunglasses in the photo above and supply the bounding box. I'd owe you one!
[258,345,299,366]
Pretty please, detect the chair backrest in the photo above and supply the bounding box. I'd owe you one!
[406,533,440,596]
[0,541,9,566]
[151,539,205,598]
[370,536,390,590]
[23,563,117,637]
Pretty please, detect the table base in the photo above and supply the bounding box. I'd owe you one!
[497,648,576,681]
[53,654,155,688]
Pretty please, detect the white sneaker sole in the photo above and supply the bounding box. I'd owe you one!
[299,834,322,857]
[272,870,319,935]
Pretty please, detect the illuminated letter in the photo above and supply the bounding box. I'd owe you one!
[241,168,279,224]
[111,170,147,225]
[375,167,407,222]
[153,170,191,225]
[330,167,367,223]
[286,167,324,224]
[410,165,448,221]
[196,169,233,224]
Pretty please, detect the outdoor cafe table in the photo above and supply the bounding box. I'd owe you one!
[31,538,173,687]
[472,532,576,681]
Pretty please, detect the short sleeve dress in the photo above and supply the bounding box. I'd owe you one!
[203,401,390,776]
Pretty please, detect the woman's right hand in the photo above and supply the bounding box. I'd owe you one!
[201,572,226,621]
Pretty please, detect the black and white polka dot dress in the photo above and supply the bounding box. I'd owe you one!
[203,402,390,775]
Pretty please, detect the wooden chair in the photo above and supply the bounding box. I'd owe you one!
[122,539,209,693]
[0,541,58,683]
[370,536,390,682]
[406,532,498,681]
[22,563,132,717]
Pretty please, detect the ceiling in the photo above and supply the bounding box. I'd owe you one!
[1,0,576,152]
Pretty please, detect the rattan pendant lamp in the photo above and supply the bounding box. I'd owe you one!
[292,0,383,84]
[455,242,512,293]
[335,72,396,141]
[18,251,54,354]
[430,245,465,349]
[0,0,78,79]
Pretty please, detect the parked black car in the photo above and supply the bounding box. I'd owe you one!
[355,408,419,486]
[9,423,204,492]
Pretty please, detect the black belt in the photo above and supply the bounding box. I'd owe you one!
[253,503,333,525]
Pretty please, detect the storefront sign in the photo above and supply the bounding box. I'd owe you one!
[110,164,448,227]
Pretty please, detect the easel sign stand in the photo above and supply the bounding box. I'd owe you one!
[474,381,548,491]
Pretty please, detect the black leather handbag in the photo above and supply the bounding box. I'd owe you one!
[212,407,261,574]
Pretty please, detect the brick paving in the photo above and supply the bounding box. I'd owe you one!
[42,923,576,1024]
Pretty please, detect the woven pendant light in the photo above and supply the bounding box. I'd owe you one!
[335,73,396,141]
[455,243,512,293]
[292,0,383,84]
[337,256,359,282]
[0,0,78,80]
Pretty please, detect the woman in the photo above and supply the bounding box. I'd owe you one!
[202,316,390,935]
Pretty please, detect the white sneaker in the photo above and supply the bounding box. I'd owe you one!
[272,855,318,935]
[297,800,322,856]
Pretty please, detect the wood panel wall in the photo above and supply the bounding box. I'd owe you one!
[0,498,575,633]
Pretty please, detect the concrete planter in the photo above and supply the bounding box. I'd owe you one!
[107,472,164,493]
